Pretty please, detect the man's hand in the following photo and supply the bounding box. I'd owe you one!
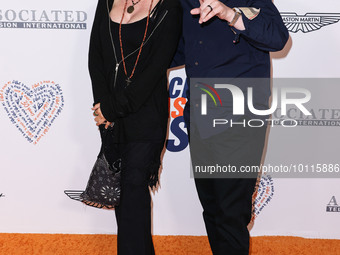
[91,103,112,129]
[190,0,245,30]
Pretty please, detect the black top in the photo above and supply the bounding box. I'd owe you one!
[111,18,148,63]
[88,0,182,143]
[111,18,148,91]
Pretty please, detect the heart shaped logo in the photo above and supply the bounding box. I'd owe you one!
[251,174,274,220]
[0,80,64,144]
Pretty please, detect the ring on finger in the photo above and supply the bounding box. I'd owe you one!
[207,4,213,12]
[93,110,98,116]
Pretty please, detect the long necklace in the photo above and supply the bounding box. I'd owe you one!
[119,0,154,86]
[127,0,142,14]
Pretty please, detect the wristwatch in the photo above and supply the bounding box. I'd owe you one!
[228,8,242,27]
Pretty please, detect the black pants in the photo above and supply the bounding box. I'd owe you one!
[114,142,159,255]
[190,122,267,255]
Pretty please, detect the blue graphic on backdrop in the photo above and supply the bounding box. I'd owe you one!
[0,80,64,144]
[252,174,274,220]
[166,76,188,152]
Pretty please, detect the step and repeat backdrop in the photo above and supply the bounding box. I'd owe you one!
[0,0,340,238]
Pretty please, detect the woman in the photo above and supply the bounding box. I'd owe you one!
[88,0,182,254]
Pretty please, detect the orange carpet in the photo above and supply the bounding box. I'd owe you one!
[0,234,340,255]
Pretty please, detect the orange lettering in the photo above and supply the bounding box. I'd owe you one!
[171,97,186,118]
[27,108,34,116]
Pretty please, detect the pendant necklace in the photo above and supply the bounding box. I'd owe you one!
[127,0,142,14]
[119,0,154,86]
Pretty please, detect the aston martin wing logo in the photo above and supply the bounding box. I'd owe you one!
[281,12,340,33]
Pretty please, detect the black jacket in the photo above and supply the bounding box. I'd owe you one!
[89,0,182,142]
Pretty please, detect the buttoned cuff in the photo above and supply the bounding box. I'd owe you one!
[230,7,261,43]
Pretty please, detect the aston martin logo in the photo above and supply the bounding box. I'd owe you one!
[281,13,340,33]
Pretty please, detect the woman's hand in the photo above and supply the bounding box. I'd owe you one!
[91,103,112,129]
[191,0,245,30]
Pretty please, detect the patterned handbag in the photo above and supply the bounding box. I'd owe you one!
[65,125,121,209]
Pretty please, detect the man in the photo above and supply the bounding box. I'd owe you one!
[173,0,288,254]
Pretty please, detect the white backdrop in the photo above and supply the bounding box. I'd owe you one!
[0,0,340,239]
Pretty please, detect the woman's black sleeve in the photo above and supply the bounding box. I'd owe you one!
[88,0,109,106]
